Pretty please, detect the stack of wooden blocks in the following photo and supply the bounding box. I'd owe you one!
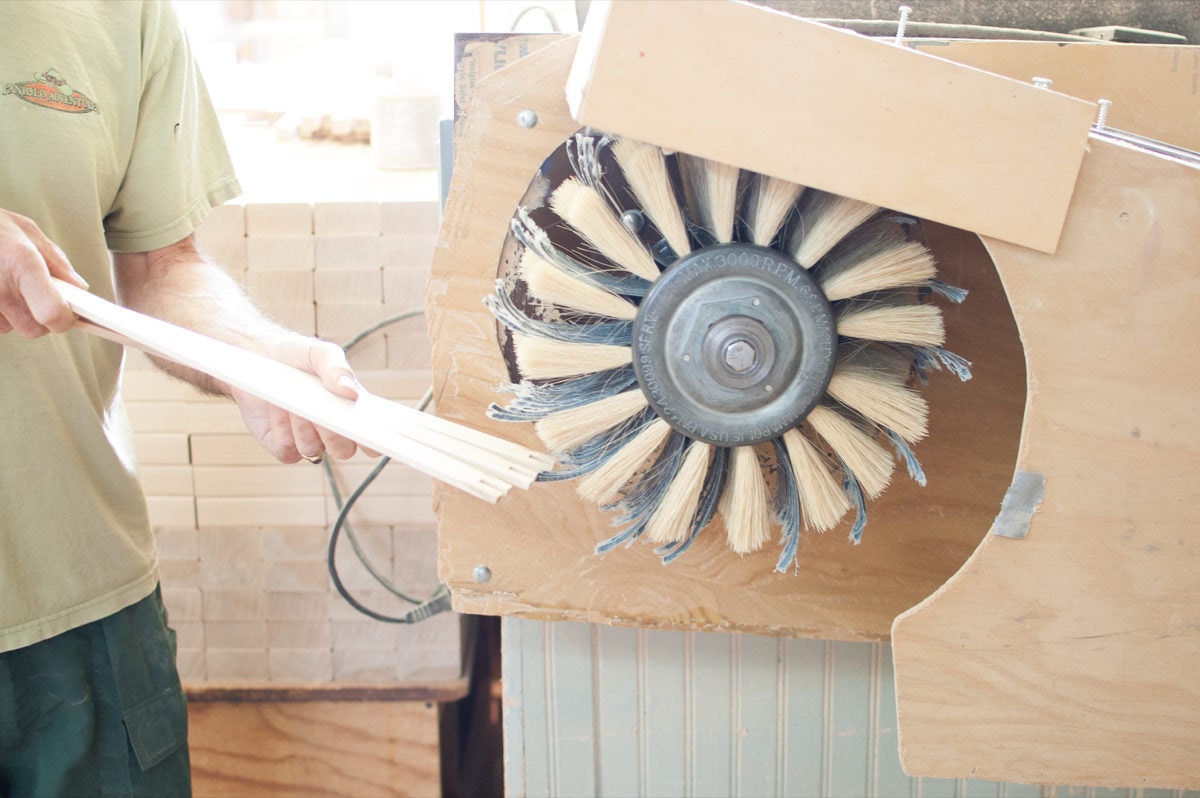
[124,199,464,687]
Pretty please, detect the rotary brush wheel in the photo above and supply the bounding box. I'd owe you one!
[486,132,971,572]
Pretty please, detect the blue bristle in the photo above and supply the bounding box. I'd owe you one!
[486,284,632,345]
[895,344,973,382]
[886,429,927,487]
[595,432,686,554]
[595,520,648,554]
[771,439,799,523]
[488,365,638,422]
[843,466,868,545]
[929,279,969,304]
[567,132,612,195]
[603,432,685,521]
[771,438,802,574]
[657,445,730,565]
[651,237,680,269]
[688,224,717,250]
[511,210,651,298]
[935,348,974,381]
[905,345,938,373]
[884,213,920,228]
[537,408,655,482]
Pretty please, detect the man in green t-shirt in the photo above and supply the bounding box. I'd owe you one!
[0,3,370,794]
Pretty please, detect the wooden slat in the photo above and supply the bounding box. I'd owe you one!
[892,137,1200,790]
[566,0,1096,254]
[63,283,547,502]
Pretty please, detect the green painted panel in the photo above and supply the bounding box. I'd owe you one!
[692,631,734,798]
[738,634,782,798]
[784,638,828,798]
[515,618,553,797]
[500,614,528,798]
[549,621,597,797]
[829,641,872,798]
[919,775,962,798]
[644,630,688,797]
[595,624,639,798]
[874,644,915,798]
[961,778,1004,797]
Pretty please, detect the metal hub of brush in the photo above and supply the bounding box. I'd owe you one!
[632,243,836,446]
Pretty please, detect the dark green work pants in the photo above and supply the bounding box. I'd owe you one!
[0,587,191,798]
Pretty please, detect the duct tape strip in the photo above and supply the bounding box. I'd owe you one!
[990,470,1046,540]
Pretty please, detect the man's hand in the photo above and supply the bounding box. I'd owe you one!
[0,209,89,337]
[115,235,371,465]
[229,333,364,464]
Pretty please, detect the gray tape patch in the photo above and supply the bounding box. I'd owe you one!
[990,470,1046,540]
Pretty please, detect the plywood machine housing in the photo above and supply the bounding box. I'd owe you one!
[433,34,1023,642]
[428,0,1200,789]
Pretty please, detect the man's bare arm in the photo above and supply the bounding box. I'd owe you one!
[113,235,362,463]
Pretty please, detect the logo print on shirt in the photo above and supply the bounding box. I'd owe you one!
[3,69,99,114]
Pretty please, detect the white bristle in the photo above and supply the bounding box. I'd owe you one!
[612,138,692,257]
[781,428,852,531]
[549,178,660,282]
[836,303,945,347]
[826,357,929,445]
[535,389,649,453]
[806,405,895,499]
[792,193,880,268]
[746,175,805,247]
[719,445,772,554]
[644,441,713,544]
[577,418,673,504]
[679,154,740,244]
[818,238,937,302]
[521,249,638,321]
[512,333,631,381]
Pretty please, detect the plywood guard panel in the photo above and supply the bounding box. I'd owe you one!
[566,0,1097,254]
[430,38,1027,641]
[189,700,441,797]
[891,138,1200,790]
[926,40,1200,153]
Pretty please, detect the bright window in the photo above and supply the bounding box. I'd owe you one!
[174,0,580,200]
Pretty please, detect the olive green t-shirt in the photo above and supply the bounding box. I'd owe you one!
[0,0,241,651]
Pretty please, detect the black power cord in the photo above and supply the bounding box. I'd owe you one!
[323,309,452,624]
